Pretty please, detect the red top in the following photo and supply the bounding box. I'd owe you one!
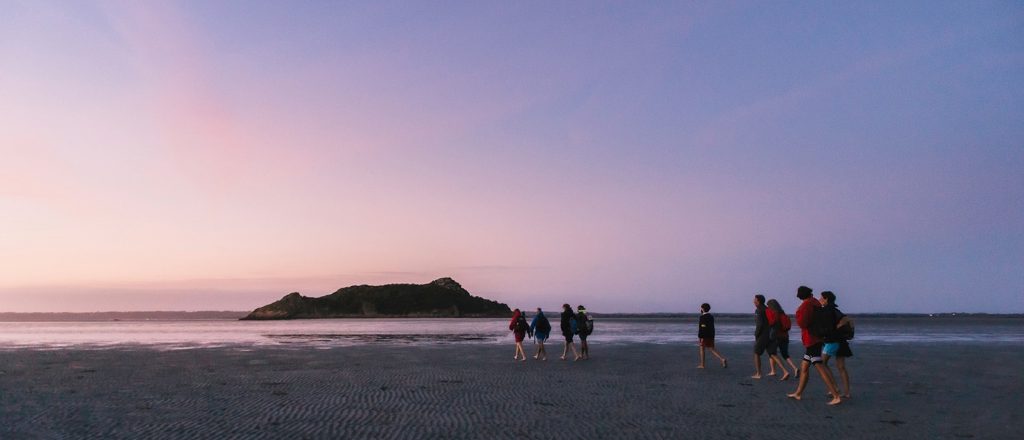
[795,297,822,347]
[765,308,789,339]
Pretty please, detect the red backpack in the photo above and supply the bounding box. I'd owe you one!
[780,314,792,332]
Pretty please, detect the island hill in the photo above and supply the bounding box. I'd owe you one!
[242,277,511,320]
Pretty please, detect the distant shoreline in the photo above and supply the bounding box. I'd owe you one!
[1,311,1022,322]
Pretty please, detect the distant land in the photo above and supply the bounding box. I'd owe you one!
[0,311,1020,322]
[242,277,512,320]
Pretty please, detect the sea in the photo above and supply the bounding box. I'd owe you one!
[1,314,1022,350]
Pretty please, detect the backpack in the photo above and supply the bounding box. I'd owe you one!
[536,315,551,333]
[515,316,528,333]
[779,313,792,332]
[810,306,834,339]
[577,314,593,335]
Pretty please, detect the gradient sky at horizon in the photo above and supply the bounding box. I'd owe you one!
[2,1,1022,313]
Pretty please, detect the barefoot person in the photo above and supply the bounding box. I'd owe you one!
[751,294,770,379]
[787,286,842,405]
[559,304,581,361]
[576,305,592,360]
[509,309,531,361]
[766,299,799,380]
[529,307,551,361]
[697,303,727,368]
[820,291,854,399]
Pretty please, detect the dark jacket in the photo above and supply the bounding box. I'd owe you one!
[754,305,768,339]
[698,313,715,339]
[560,310,574,336]
[821,304,846,343]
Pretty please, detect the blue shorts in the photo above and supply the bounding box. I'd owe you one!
[535,332,549,342]
[823,342,840,357]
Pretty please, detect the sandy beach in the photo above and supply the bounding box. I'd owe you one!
[1,342,1020,439]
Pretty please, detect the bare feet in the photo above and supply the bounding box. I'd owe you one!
[780,372,790,381]
[751,374,762,379]
[827,395,842,405]
[560,356,566,361]
[722,359,728,368]
[786,393,801,400]
[697,365,705,369]
[768,372,776,376]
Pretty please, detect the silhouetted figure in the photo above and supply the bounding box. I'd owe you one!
[697,303,727,368]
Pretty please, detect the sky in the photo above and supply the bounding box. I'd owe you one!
[1,1,1022,313]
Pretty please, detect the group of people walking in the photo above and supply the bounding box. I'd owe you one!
[508,286,854,406]
[508,304,592,361]
[699,286,855,405]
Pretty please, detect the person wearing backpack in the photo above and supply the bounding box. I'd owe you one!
[751,294,770,379]
[576,305,592,360]
[765,299,799,380]
[819,291,854,399]
[786,286,842,405]
[530,308,551,360]
[509,308,532,361]
[559,304,581,361]
[697,303,728,369]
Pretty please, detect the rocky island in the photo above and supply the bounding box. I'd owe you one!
[242,277,511,320]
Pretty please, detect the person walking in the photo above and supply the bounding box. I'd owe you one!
[560,304,581,361]
[697,303,728,368]
[766,299,799,380]
[751,294,770,379]
[530,307,551,360]
[509,308,531,361]
[576,305,592,360]
[787,286,842,405]
[820,291,854,399]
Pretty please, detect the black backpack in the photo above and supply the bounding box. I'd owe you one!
[810,306,834,339]
[577,314,593,335]
[536,315,551,333]
[515,316,529,333]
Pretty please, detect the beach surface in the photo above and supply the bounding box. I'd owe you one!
[1,342,1020,439]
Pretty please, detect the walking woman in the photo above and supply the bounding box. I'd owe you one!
[820,291,854,399]
[530,307,551,360]
[576,305,591,360]
[766,299,800,380]
[560,304,580,361]
[787,286,842,405]
[509,308,531,361]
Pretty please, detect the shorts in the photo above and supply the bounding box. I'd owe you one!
[803,343,823,364]
[514,330,527,343]
[535,332,549,342]
[766,339,779,355]
[823,342,840,357]
[563,333,574,343]
[777,338,791,359]
[578,333,588,342]
[753,337,770,355]
[700,338,715,348]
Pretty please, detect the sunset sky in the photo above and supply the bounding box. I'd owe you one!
[2,1,1022,313]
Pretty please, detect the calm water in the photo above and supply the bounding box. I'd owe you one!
[1,316,1021,349]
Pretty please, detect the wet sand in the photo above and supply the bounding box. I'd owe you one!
[1,342,1020,439]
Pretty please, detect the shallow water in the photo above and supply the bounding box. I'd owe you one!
[1,316,1021,349]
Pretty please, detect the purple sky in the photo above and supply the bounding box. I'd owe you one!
[1,1,1022,313]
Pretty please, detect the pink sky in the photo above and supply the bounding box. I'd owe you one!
[1,2,1021,313]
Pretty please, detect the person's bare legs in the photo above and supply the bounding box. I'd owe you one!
[710,348,727,367]
[786,358,800,377]
[836,357,850,397]
[580,339,589,360]
[698,346,706,368]
[752,353,763,379]
[772,355,790,380]
[767,355,780,376]
[787,360,811,399]
[561,340,578,360]
[816,363,842,404]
